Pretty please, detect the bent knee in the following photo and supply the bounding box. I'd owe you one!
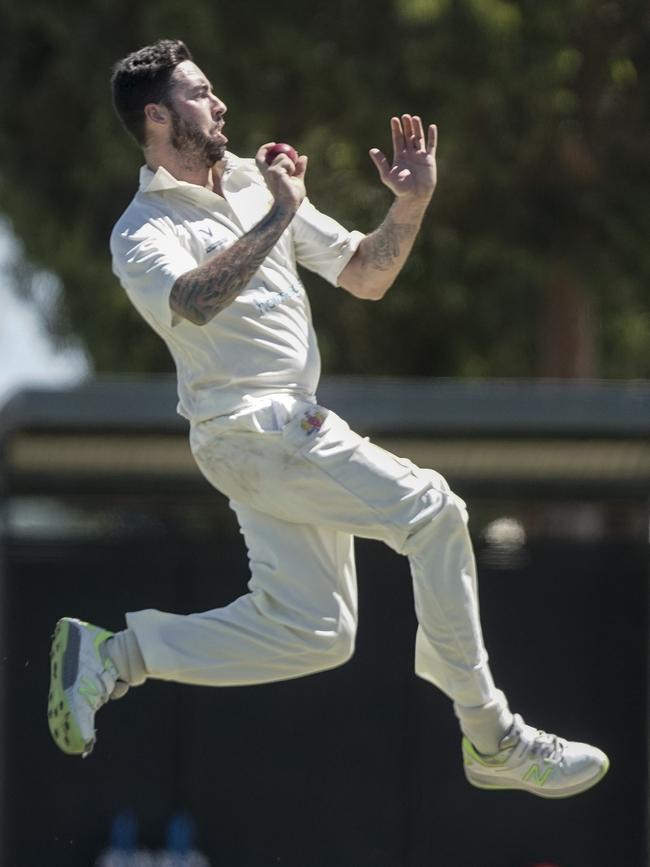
[303,619,356,673]
[251,588,357,675]
[327,622,356,667]
[402,489,470,554]
[447,491,469,524]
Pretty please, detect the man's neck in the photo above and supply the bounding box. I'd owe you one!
[144,145,225,195]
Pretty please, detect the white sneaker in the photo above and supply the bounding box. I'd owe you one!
[48,617,120,757]
[462,714,609,798]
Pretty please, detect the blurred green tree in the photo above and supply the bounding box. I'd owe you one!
[0,0,648,376]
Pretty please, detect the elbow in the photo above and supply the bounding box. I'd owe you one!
[366,279,392,301]
[340,273,393,301]
[170,280,213,326]
[186,310,211,326]
[338,250,394,300]
[170,304,208,326]
[356,276,393,301]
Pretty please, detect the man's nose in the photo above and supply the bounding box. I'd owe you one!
[211,95,227,116]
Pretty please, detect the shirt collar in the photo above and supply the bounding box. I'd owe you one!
[138,151,246,195]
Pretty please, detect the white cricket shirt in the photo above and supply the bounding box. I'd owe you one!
[110,152,364,422]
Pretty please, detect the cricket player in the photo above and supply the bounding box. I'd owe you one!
[48,39,608,798]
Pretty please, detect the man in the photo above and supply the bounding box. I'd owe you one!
[48,39,608,798]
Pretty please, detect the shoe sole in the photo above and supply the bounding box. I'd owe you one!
[464,756,610,799]
[47,619,87,756]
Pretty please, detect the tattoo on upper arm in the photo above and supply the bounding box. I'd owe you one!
[170,205,293,325]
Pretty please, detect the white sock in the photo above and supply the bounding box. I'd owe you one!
[106,629,147,687]
[454,690,514,755]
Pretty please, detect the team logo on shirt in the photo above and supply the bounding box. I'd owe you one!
[254,282,301,314]
[198,225,228,254]
[300,409,326,436]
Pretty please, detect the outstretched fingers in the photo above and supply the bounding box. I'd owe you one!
[409,115,423,148]
[402,114,416,143]
[427,122,438,155]
[372,116,438,183]
[369,147,391,183]
[407,115,435,154]
[392,114,434,155]
[391,116,405,159]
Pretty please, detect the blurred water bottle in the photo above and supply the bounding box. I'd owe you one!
[95,811,155,867]
[158,812,210,867]
[95,810,210,866]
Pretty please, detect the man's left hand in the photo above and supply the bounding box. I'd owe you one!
[369,115,437,203]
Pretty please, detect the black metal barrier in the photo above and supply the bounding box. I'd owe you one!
[0,522,646,866]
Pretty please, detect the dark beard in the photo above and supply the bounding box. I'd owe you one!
[169,108,225,169]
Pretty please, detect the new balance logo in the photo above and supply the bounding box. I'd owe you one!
[523,764,554,786]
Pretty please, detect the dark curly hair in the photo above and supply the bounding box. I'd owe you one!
[111,39,193,146]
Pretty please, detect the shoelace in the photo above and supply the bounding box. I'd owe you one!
[529,730,566,762]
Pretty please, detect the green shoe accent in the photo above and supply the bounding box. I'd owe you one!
[47,618,116,757]
[523,762,554,787]
[462,737,509,767]
[47,619,85,755]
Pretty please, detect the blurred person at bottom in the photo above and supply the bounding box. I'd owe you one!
[47,39,608,799]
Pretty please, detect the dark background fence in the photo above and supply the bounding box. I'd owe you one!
[0,378,648,867]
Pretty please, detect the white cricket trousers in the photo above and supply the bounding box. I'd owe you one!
[126,396,506,716]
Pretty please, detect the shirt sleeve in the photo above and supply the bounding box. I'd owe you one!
[291,198,365,286]
[110,220,199,330]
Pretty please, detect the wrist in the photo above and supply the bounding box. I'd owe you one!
[390,192,431,221]
[270,199,300,223]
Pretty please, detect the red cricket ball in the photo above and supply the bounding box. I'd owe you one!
[265,142,298,165]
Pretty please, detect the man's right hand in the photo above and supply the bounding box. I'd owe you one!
[256,143,307,212]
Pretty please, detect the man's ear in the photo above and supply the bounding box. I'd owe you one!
[144,103,169,125]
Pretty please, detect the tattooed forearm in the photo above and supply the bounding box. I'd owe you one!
[364,214,416,271]
[338,196,430,300]
[170,203,295,325]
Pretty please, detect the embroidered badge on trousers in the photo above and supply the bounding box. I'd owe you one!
[300,409,326,435]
